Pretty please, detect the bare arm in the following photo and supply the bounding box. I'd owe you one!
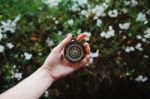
[0,67,54,99]
[0,33,90,99]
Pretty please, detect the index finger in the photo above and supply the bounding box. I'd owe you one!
[76,33,87,41]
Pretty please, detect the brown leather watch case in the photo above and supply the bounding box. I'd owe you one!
[64,37,86,63]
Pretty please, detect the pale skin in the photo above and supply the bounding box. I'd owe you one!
[0,33,90,99]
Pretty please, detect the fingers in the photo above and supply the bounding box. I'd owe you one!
[55,33,87,52]
[83,55,90,65]
[75,55,90,70]
[84,42,90,55]
[76,43,90,69]
[55,34,72,52]
[77,33,87,41]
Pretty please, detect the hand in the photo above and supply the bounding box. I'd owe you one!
[42,33,90,81]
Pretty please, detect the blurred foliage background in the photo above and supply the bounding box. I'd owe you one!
[0,0,150,99]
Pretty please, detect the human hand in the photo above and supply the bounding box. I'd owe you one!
[42,33,90,81]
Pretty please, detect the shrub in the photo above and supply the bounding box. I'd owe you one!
[0,0,150,98]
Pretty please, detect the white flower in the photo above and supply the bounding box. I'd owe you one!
[84,32,91,41]
[0,45,4,53]
[124,47,130,53]
[96,19,102,26]
[77,29,82,34]
[144,55,149,59]
[90,57,93,64]
[0,28,3,33]
[108,9,118,18]
[100,31,106,37]
[38,52,42,56]
[142,38,147,42]
[13,65,16,69]
[144,28,150,39]
[24,52,32,60]
[80,3,108,19]
[70,3,80,12]
[14,15,21,23]
[81,10,87,16]
[121,8,128,14]
[135,43,143,51]
[52,17,56,21]
[119,22,131,30]
[123,0,138,6]
[77,0,88,6]
[46,38,54,47]
[55,20,59,24]
[7,43,14,49]
[146,10,150,15]
[90,50,99,58]
[14,72,22,80]
[136,12,147,22]
[1,20,16,33]
[67,19,74,25]
[136,35,142,40]
[105,0,110,3]
[92,5,106,17]
[124,46,135,53]
[85,32,91,37]
[123,0,131,6]
[0,15,20,33]
[84,9,91,18]
[101,2,109,9]
[44,90,49,97]
[100,26,115,39]
[43,0,60,7]
[131,0,138,6]
[106,31,115,39]
[122,35,127,39]
[129,46,135,51]
[135,75,148,82]
[58,31,62,35]
[0,33,2,41]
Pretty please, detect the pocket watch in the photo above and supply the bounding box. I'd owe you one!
[64,37,86,63]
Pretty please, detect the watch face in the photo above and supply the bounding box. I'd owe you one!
[64,40,85,63]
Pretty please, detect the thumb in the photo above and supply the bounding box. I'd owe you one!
[55,34,72,52]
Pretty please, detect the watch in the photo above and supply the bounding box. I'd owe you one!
[64,37,86,63]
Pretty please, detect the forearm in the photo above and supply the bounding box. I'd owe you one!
[0,66,54,99]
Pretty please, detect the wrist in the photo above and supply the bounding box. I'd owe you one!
[41,65,58,81]
[39,66,56,83]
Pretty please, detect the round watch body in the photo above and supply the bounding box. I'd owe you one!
[64,38,85,63]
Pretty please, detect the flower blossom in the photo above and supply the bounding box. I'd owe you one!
[119,22,131,30]
[7,42,14,49]
[135,75,148,82]
[24,52,32,60]
[43,0,61,7]
[84,32,91,41]
[100,26,115,39]
[0,15,20,33]
[14,72,22,80]
[0,45,4,53]
[136,12,147,24]
[108,9,118,18]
